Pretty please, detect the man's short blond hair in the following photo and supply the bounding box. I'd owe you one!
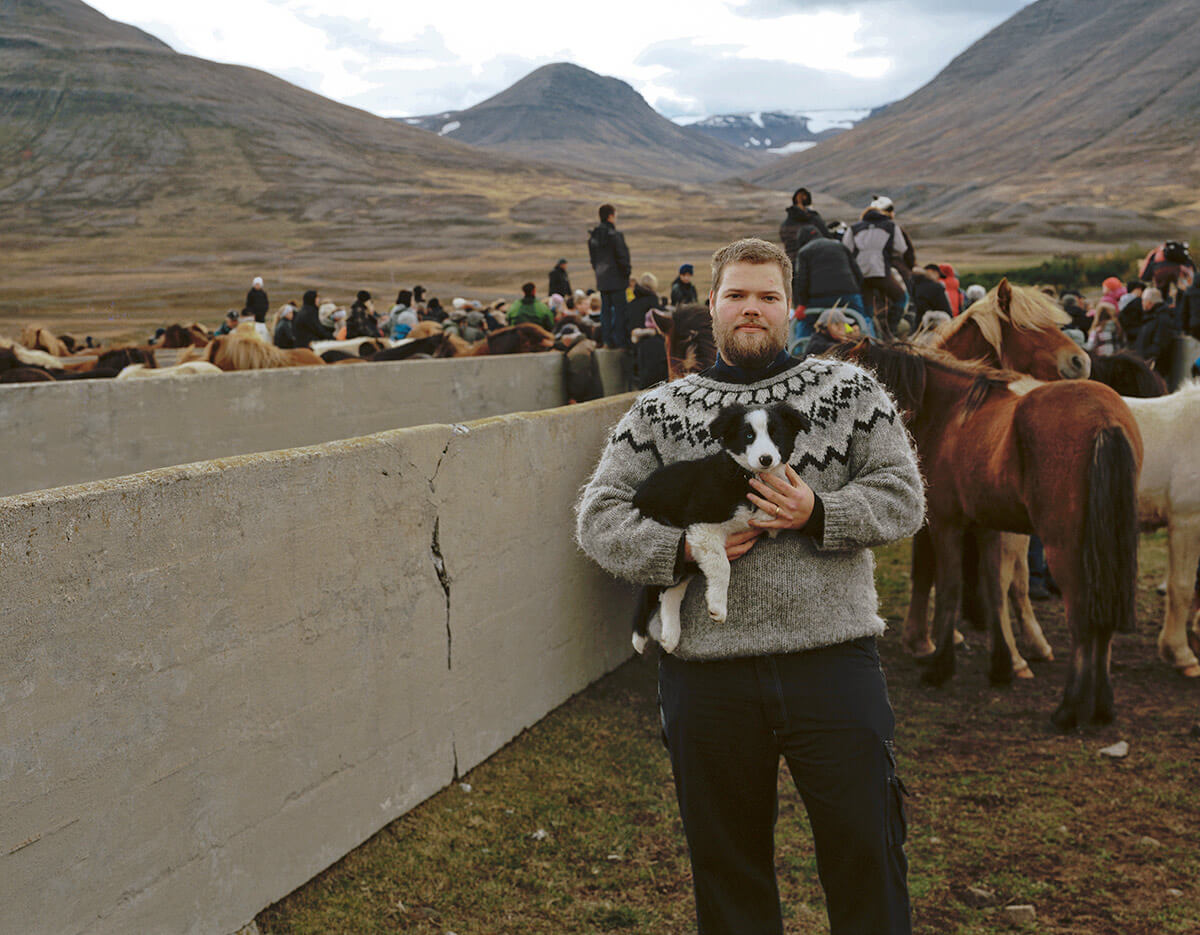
[710,238,793,307]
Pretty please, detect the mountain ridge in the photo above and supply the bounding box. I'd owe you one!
[401,62,763,183]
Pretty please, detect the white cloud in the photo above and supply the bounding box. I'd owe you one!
[88,0,1031,117]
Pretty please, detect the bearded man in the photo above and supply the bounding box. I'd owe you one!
[576,237,924,935]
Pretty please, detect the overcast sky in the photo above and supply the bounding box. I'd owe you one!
[89,0,1034,118]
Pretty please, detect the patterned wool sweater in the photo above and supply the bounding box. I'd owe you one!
[576,356,925,661]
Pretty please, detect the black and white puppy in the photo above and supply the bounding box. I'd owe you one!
[631,401,810,653]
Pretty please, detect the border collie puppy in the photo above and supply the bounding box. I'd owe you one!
[631,401,810,653]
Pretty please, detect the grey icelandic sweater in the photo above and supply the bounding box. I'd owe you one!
[575,357,925,661]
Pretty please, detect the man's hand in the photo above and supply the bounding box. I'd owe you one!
[683,527,762,563]
[747,464,815,530]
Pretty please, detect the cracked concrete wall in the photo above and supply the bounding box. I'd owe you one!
[0,353,569,497]
[0,395,637,935]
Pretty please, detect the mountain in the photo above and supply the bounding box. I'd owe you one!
[748,0,1200,239]
[401,62,763,183]
[0,0,579,236]
[677,110,867,156]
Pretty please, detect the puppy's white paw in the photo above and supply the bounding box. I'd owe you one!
[660,619,681,653]
[632,632,648,654]
[708,602,727,623]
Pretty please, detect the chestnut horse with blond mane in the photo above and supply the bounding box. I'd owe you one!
[836,340,1142,729]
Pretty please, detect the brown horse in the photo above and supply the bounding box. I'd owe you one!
[652,304,716,380]
[934,280,1089,381]
[838,340,1142,729]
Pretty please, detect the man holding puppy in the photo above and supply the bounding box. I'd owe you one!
[576,238,924,934]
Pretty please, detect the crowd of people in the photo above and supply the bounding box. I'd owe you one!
[200,197,1199,395]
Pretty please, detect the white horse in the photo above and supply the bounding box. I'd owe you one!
[1126,382,1200,676]
[990,382,1200,677]
[116,361,223,379]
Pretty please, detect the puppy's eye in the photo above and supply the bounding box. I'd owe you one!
[743,428,755,440]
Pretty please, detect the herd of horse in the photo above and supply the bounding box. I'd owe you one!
[0,319,558,382]
[6,287,1197,728]
[656,283,1199,730]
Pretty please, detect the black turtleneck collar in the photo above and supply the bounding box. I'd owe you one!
[703,350,800,385]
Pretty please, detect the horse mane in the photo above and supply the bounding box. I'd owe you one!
[18,324,70,357]
[659,304,716,378]
[835,339,1023,417]
[207,322,318,370]
[936,281,1069,358]
[0,336,67,369]
[1088,350,1168,398]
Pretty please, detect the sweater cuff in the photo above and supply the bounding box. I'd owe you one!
[812,488,856,551]
[800,494,825,539]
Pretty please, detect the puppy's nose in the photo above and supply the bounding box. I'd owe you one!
[759,454,773,467]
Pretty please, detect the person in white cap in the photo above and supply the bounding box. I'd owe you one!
[245,276,270,324]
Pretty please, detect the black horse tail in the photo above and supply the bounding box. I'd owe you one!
[1074,426,1139,725]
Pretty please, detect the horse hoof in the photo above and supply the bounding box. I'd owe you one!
[904,639,936,658]
[1178,663,1200,679]
[1050,707,1078,732]
[1014,665,1035,680]
[920,666,952,687]
[953,629,965,646]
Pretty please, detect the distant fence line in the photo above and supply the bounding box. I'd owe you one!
[0,349,629,497]
[0,396,638,935]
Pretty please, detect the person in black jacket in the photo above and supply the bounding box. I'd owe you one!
[347,290,379,338]
[588,204,632,348]
[670,264,699,307]
[779,188,830,262]
[792,235,864,312]
[245,277,270,323]
[549,259,572,300]
[909,265,952,331]
[1177,276,1200,340]
[1135,287,1180,369]
[273,304,297,348]
[293,289,334,348]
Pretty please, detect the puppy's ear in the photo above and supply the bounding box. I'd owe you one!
[708,403,747,445]
[772,402,811,435]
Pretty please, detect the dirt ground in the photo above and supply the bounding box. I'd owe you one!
[257,530,1200,935]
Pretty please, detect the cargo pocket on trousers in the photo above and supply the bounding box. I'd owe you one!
[884,740,908,849]
[886,774,909,848]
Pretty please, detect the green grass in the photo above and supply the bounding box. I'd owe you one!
[258,530,1200,934]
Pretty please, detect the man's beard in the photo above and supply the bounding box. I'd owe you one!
[714,317,787,369]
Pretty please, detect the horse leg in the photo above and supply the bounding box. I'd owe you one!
[1157,519,1200,678]
[922,522,964,687]
[1045,542,1088,730]
[903,527,936,656]
[1006,533,1054,665]
[996,533,1032,679]
[961,532,986,631]
[975,529,1015,686]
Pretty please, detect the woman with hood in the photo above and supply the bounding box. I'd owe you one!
[938,264,964,316]
[273,303,297,348]
[293,290,334,348]
[347,290,379,338]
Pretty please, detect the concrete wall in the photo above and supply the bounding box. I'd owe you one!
[0,396,638,935]
[0,353,568,497]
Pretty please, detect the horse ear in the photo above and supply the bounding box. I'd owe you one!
[997,278,1012,312]
[651,309,672,336]
[708,403,746,446]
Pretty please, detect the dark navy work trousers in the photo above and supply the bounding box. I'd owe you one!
[658,637,911,935]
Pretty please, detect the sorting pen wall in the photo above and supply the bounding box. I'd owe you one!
[0,395,639,935]
[0,348,631,497]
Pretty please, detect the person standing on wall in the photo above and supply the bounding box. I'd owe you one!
[588,203,632,348]
[246,277,270,324]
[779,187,830,263]
[550,258,572,300]
[577,237,923,935]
